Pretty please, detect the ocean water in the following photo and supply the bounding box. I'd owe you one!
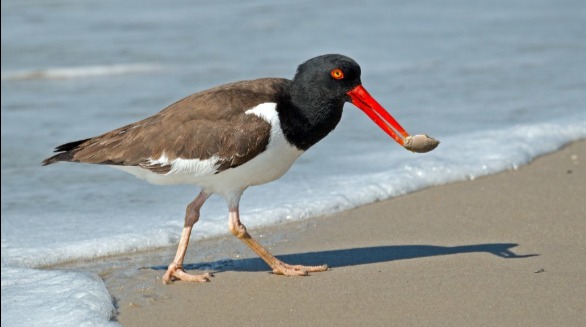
[2,0,585,325]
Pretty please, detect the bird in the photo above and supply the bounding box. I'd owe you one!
[43,54,438,283]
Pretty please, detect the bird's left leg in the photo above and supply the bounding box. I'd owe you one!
[163,191,211,283]
[227,194,328,276]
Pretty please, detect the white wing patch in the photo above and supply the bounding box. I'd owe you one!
[167,156,221,175]
[146,152,170,166]
[145,152,221,176]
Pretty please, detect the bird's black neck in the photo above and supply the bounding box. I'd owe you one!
[277,82,344,151]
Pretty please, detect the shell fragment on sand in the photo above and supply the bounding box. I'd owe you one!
[403,134,440,153]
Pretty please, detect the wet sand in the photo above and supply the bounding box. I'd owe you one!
[96,140,584,326]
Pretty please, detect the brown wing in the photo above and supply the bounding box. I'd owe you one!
[43,78,290,175]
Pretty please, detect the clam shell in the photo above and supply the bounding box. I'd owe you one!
[403,134,440,153]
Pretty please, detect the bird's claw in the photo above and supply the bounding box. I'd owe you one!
[272,262,329,276]
[162,263,213,284]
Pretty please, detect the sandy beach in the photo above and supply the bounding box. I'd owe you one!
[90,140,585,326]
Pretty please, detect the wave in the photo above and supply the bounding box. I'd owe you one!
[1,63,164,81]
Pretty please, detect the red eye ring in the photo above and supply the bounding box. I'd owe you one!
[330,68,344,80]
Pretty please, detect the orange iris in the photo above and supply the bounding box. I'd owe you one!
[330,68,344,79]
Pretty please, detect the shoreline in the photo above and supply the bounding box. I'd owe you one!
[76,140,584,326]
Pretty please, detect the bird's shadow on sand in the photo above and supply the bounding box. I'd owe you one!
[152,243,537,273]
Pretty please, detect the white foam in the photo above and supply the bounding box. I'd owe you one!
[1,267,118,327]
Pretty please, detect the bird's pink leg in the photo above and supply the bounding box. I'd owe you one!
[163,191,212,283]
[228,203,328,276]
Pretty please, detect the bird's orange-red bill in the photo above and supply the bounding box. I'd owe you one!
[347,85,409,146]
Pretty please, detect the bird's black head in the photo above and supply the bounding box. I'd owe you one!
[278,54,362,150]
[291,54,362,105]
[282,54,420,152]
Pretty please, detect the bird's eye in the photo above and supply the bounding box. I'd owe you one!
[330,68,344,80]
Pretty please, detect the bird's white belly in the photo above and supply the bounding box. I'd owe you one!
[112,102,304,196]
[196,134,303,195]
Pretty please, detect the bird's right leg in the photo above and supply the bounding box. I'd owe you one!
[162,191,211,283]
[227,194,328,276]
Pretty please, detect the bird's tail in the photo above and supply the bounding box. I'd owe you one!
[42,138,91,165]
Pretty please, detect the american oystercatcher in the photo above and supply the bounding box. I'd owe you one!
[43,54,438,283]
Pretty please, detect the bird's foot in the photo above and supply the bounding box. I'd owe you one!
[162,263,213,284]
[271,261,329,276]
